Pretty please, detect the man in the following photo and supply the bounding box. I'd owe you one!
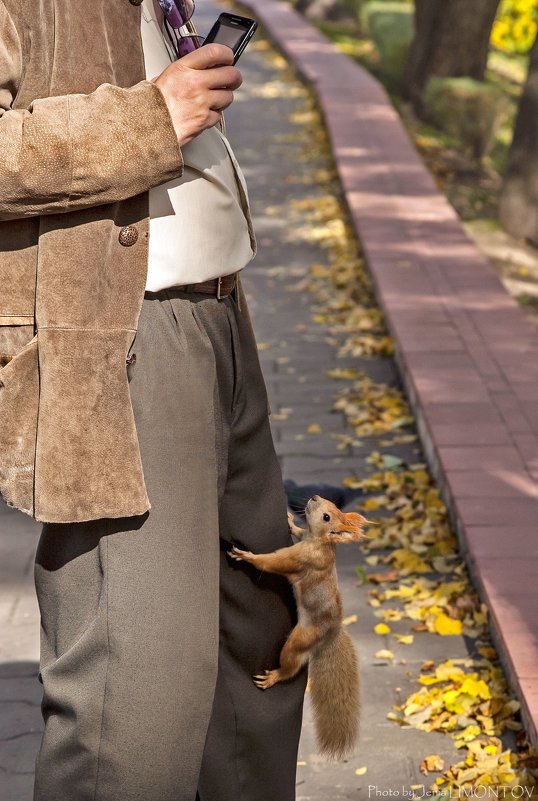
[0,1,307,799]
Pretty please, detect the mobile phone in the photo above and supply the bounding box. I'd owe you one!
[203,13,258,64]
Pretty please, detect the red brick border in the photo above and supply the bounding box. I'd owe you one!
[241,0,538,744]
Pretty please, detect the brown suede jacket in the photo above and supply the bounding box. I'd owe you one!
[0,0,253,524]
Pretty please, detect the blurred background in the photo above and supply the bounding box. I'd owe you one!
[287,0,538,323]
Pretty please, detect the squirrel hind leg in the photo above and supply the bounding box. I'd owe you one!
[253,626,315,690]
[253,669,280,690]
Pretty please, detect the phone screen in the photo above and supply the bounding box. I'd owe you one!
[209,18,250,52]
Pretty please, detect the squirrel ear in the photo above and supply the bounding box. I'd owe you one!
[345,512,378,527]
[337,513,375,540]
[343,512,367,526]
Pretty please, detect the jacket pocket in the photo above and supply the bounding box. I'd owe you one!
[0,334,39,516]
[0,323,35,367]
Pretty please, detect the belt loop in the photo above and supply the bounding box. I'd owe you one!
[232,272,241,311]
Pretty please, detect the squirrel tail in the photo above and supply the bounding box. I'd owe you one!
[308,629,360,760]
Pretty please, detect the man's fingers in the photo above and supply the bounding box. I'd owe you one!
[209,89,234,112]
[153,42,243,145]
[206,109,224,130]
[182,42,234,69]
[204,65,243,91]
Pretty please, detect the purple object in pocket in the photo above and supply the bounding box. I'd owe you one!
[156,0,203,57]
[157,0,194,29]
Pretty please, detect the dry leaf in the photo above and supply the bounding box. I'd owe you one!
[420,754,445,774]
[393,634,414,645]
[374,623,391,635]
[375,649,394,660]
[434,613,463,636]
[368,570,399,584]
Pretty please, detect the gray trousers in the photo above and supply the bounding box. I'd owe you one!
[33,286,307,801]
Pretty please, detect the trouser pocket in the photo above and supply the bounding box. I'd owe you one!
[34,518,108,678]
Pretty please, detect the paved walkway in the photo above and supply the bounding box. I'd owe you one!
[1,2,536,799]
[240,0,538,749]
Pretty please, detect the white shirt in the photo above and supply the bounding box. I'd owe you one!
[140,0,257,291]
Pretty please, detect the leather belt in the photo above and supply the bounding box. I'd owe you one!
[168,271,240,308]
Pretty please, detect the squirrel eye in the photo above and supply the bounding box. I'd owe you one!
[323,513,331,522]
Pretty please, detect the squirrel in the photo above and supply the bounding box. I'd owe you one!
[227,494,371,760]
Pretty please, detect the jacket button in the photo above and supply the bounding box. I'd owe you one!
[129,0,143,5]
[119,225,139,246]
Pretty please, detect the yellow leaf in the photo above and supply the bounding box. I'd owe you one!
[363,497,381,511]
[355,766,368,775]
[342,614,358,626]
[375,649,394,660]
[307,423,321,434]
[434,613,463,636]
[460,676,491,700]
[420,754,445,774]
[453,724,481,747]
[390,547,430,574]
[327,368,361,380]
[394,634,414,645]
[374,623,391,635]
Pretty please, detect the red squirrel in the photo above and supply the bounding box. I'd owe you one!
[228,495,370,759]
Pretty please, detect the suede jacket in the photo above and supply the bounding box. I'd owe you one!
[0,0,254,524]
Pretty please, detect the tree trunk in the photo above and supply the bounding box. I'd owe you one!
[406,0,501,105]
[295,0,350,22]
[499,35,538,246]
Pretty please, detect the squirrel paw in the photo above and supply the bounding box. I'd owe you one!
[227,545,250,562]
[253,669,279,690]
[287,511,304,539]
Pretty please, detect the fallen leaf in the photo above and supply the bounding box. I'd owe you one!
[434,614,463,636]
[368,570,399,584]
[327,368,361,380]
[420,754,445,774]
[375,649,394,660]
[374,623,391,635]
[394,634,414,645]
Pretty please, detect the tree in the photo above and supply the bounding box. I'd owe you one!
[405,0,501,106]
[499,34,538,245]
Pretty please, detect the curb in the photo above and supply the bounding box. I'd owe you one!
[240,0,538,746]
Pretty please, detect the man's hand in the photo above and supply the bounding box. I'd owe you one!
[153,44,242,147]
